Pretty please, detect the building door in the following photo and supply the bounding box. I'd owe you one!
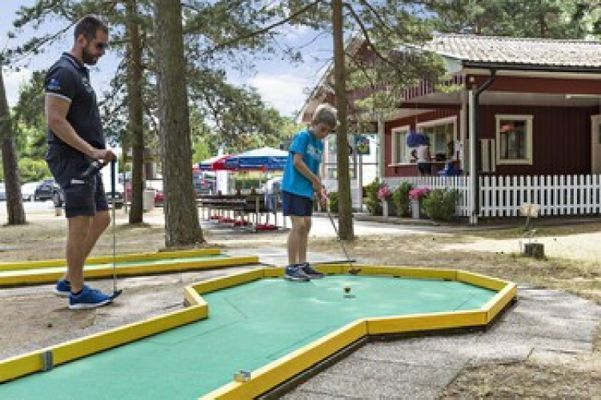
[592,115,601,174]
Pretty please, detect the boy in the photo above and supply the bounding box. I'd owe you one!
[281,104,337,281]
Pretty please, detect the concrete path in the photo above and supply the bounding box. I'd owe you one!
[282,286,601,399]
[199,215,435,239]
[227,246,352,266]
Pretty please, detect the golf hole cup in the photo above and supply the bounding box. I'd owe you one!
[343,286,353,298]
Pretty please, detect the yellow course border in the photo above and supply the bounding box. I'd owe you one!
[0,264,517,399]
[0,248,222,272]
[0,256,260,287]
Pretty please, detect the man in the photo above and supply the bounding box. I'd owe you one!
[45,15,116,309]
[281,104,337,281]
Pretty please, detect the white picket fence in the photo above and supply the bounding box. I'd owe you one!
[479,174,601,217]
[385,174,601,218]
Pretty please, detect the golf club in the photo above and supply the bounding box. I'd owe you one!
[81,159,122,299]
[109,160,122,299]
[323,189,360,275]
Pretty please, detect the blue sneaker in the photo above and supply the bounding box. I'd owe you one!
[284,264,310,281]
[68,285,113,310]
[301,263,324,279]
[54,279,71,298]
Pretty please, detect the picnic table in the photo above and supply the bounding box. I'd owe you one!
[198,193,282,231]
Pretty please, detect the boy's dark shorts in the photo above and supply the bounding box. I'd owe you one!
[46,150,108,219]
[282,191,313,217]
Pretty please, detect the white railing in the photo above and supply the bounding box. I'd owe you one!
[385,176,471,217]
[385,174,601,218]
[479,174,601,217]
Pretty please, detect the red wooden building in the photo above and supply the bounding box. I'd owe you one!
[386,34,601,178]
[300,34,601,221]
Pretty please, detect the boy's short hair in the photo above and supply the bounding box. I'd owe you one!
[74,15,108,41]
[311,104,338,128]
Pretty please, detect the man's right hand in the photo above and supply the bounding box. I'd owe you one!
[90,148,116,163]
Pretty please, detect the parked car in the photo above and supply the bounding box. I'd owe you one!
[50,182,124,209]
[104,182,124,209]
[124,180,164,206]
[0,183,5,201]
[21,182,39,201]
[34,180,61,202]
[52,188,65,208]
[146,180,164,205]
[192,169,215,196]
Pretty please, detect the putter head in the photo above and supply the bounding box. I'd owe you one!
[347,263,361,275]
[109,289,123,300]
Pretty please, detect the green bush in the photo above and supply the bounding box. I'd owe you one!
[18,159,51,183]
[364,178,382,216]
[234,178,264,190]
[327,191,338,213]
[391,181,413,217]
[422,189,458,221]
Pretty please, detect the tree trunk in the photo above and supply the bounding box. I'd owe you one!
[0,65,26,225]
[332,0,354,240]
[126,0,145,224]
[153,0,204,247]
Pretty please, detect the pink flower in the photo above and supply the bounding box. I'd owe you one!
[409,187,430,201]
[377,184,392,200]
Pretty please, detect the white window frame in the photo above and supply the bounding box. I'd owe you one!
[389,125,411,165]
[495,114,533,165]
[416,116,458,161]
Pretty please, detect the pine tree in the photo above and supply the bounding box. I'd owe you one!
[0,58,26,225]
[154,0,203,246]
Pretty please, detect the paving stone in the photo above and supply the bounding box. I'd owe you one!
[281,287,601,400]
[284,391,357,400]
[326,357,461,388]
[289,372,441,400]
[353,341,471,367]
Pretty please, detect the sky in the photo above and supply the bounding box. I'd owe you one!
[0,1,334,118]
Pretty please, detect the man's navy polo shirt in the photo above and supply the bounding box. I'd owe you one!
[45,52,105,158]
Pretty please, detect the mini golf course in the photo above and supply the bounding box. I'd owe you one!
[0,263,516,399]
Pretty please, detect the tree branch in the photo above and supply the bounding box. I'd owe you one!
[343,2,400,72]
[202,0,322,55]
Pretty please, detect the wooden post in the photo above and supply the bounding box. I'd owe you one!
[524,243,545,259]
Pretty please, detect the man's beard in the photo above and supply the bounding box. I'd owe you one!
[82,47,98,65]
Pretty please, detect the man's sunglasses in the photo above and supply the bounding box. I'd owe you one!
[95,42,109,51]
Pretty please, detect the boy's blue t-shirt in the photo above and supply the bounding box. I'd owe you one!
[282,129,324,199]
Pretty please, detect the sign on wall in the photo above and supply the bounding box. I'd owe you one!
[355,135,370,155]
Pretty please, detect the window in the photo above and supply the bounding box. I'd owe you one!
[390,125,411,164]
[417,117,457,162]
[323,136,357,179]
[495,115,533,165]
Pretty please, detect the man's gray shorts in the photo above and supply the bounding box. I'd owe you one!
[46,154,108,219]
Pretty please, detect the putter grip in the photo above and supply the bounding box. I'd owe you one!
[110,160,116,197]
[81,160,104,178]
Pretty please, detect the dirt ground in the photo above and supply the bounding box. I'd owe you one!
[1,212,600,398]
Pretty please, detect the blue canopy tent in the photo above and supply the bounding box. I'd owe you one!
[224,147,288,171]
